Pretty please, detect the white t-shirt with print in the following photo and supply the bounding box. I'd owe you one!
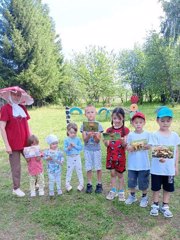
[127,131,150,171]
[149,131,180,176]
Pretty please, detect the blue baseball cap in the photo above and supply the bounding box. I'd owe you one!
[156,106,173,118]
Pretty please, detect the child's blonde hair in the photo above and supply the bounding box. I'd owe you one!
[85,104,96,113]
[27,135,39,146]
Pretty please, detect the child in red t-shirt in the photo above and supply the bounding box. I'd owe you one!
[26,135,44,197]
[104,107,129,201]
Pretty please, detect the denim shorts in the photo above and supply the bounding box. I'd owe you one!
[128,170,150,190]
[151,174,174,192]
[84,149,102,171]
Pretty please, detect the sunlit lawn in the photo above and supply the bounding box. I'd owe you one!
[0,103,179,240]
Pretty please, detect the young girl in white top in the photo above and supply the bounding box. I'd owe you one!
[64,123,84,192]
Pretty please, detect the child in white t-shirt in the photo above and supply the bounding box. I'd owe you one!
[149,106,180,218]
[126,112,150,207]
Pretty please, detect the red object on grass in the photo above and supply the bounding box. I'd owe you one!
[130,95,139,104]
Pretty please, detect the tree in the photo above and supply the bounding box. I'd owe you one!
[0,0,63,103]
[118,45,146,104]
[70,46,121,104]
[59,61,81,106]
[160,0,180,44]
[143,31,175,100]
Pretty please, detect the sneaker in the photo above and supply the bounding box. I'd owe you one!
[39,190,44,196]
[57,189,63,195]
[49,191,55,196]
[30,191,36,197]
[140,196,148,208]
[77,185,84,191]
[95,183,103,194]
[150,204,159,216]
[106,191,117,200]
[66,185,72,192]
[86,183,93,194]
[12,188,25,197]
[160,205,173,218]
[118,192,126,202]
[125,194,137,205]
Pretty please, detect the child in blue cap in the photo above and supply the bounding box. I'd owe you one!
[149,106,180,218]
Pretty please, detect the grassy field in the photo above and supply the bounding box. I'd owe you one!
[0,103,180,240]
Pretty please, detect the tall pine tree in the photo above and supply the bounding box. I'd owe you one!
[0,0,64,103]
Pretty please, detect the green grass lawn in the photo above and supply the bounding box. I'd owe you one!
[0,103,180,240]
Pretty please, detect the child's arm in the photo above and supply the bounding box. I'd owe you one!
[82,131,93,143]
[73,138,83,151]
[175,147,179,176]
[43,150,52,161]
[25,158,30,162]
[57,151,64,165]
[126,145,134,152]
[93,132,101,143]
[103,139,110,147]
[64,139,73,152]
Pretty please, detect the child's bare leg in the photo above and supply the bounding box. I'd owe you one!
[163,190,170,204]
[129,188,136,194]
[111,169,117,188]
[97,169,102,183]
[152,190,160,203]
[87,170,92,184]
[142,189,148,194]
[116,172,124,190]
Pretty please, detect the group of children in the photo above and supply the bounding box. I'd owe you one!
[26,105,180,218]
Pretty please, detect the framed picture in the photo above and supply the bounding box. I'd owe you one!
[152,145,174,159]
[83,121,99,132]
[103,132,121,141]
[23,145,41,158]
[131,139,147,151]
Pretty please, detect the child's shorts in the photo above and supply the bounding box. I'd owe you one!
[128,170,150,190]
[106,159,126,173]
[84,149,102,171]
[151,174,174,192]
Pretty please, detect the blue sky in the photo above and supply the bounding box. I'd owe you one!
[42,0,164,58]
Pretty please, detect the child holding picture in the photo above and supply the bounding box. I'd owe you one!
[44,134,64,197]
[149,106,180,218]
[64,123,84,192]
[126,112,150,207]
[26,135,44,197]
[80,105,103,194]
[104,107,129,201]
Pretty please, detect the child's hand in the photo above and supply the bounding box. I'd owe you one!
[68,144,73,150]
[46,156,52,161]
[143,144,151,150]
[126,145,134,152]
[88,131,94,137]
[121,137,127,147]
[26,158,30,162]
[159,158,166,163]
[103,139,109,147]
[36,156,41,161]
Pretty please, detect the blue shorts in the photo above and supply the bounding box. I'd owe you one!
[151,174,174,192]
[84,149,102,171]
[128,170,150,191]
